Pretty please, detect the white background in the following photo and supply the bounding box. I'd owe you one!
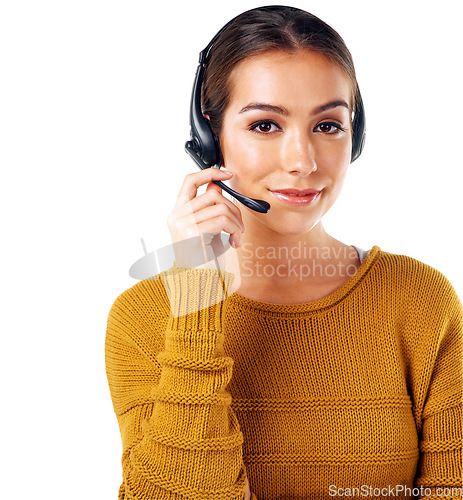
[1,1,461,497]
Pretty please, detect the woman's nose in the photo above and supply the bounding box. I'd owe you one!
[281,130,317,175]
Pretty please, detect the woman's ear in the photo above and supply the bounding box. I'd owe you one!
[203,113,211,122]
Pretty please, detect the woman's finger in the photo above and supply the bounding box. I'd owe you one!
[199,185,245,230]
[194,207,243,248]
[173,168,232,211]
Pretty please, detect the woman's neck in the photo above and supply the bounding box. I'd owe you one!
[234,219,359,288]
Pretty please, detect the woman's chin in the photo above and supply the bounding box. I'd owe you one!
[260,217,322,238]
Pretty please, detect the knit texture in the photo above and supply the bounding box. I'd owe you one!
[105,246,463,499]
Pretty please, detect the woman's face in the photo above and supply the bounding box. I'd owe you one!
[219,49,353,237]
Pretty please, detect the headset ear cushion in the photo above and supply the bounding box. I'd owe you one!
[202,116,222,166]
[212,131,223,167]
[194,115,220,166]
[350,92,366,163]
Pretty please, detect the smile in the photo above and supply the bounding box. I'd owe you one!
[269,190,322,206]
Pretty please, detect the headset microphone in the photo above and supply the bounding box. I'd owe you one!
[184,143,271,213]
[184,45,271,214]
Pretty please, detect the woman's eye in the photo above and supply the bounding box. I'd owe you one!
[249,120,280,134]
[315,122,346,135]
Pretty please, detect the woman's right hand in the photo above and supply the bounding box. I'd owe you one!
[245,477,252,500]
[164,167,244,314]
[166,167,245,278]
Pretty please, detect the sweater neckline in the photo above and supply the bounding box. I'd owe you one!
[228,245,381,314]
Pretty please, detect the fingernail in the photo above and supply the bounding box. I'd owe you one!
[221,169,232,175]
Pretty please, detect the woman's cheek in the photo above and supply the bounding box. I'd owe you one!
[323,138,350,166]
[235,140,270,172]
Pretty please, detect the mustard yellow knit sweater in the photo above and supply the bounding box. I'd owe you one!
[105,246,463,499]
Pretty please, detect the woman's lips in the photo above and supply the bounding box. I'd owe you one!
[269,189,321,206]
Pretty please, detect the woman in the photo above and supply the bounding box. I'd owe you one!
[105,6,462,499]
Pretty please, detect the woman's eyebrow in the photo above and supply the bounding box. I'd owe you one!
[313,99,349,114]
[239,102,289,115]
[238,100,349,116]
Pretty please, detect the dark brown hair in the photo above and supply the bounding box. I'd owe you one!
[202,5,359,137]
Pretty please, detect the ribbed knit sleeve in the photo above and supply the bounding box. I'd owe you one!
[413,276,463,499]
[105,265,249,500]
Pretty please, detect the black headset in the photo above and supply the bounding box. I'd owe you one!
[184,6,366,214]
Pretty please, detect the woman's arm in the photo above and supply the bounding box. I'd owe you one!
[105,265,250,499]
[413,280,462,497]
